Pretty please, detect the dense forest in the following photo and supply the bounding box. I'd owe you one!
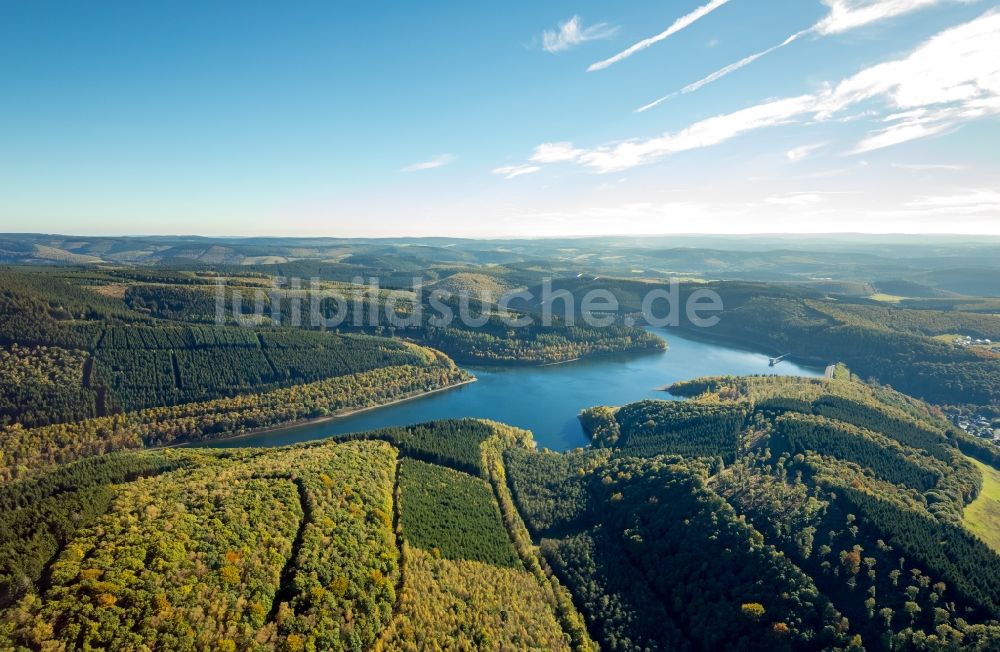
[0,360,469,483]
[398,459,520,567]
[0,268,474,440]
[124,279,665,365]
[720,295,1000,407]
[94,326,435,412]
[7,390,1000,649]
[0,419,596,651]
[508,373,1000,650]
[3,243,1000,650]
[678,290,1000,408]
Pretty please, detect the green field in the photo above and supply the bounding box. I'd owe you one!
[964,457,1000,553]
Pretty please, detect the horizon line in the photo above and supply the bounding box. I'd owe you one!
[5,231,1000,241]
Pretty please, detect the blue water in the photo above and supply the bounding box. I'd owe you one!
[207,328,822,451]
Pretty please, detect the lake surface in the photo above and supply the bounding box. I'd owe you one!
[208,328,823,451]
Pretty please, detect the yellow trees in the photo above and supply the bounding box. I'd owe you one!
[0,439,399,652]
[261,440,399,651]
[741,602,766,620]
[0,362,469,482]
[378,547,571,651]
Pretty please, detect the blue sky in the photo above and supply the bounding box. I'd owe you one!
[1,0,998,236]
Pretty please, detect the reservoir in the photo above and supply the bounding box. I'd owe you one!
[208,328,823,451]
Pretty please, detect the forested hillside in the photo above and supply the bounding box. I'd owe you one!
[0,266,662,433]
[0,268,471,436]
[2,247,1000,651]
[0,420,595,651]
[542,374,1000,649]
[511,277,1000,409]
[125,276,664,365]
[699,293,1000,407]
[0,440,400,650]
[5,373,1000,649]
[0,358,469,483]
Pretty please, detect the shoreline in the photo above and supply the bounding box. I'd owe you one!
[661,325,830,371]
[184,376,478,447]
[461,342,668,370]
[539,357,581,367]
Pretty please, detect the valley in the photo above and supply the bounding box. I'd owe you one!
[1,235,999,651]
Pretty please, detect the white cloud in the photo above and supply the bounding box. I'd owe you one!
[638,0,972,110]
[588,0,733,72]
[787,142,828,161]
[905,189,1000,213]
[892,162,965,170]
[530,142,584,163]
[492,164,542,179]
[850,118,954,153]
[534,95,816,172]
[821,13,1000,149]
[635,93,679,114]
[543,16,618,54]
[815,0,957,35]
[402,154,456,172]
[522,12,1000,173]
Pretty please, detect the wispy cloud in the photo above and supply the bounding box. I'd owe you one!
[543,16,618,54]
[905,189,1000,213]
[530,142,585,163]
[815,0,958,35]
[402,154,456,172]
[588,0,733,72]
[892,162,965,170]
[514,12,1000,173]
[787,142,829,162]
[638,0,972,111]
[637,30,809,112]
[492,164,542,179]
[534,95,816,172]
[849,116,954,153]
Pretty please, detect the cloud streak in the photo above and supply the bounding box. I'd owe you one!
[638,0,972,111]
[892,162,965,170]
[402,154,456,172]
[518,12,1000,173]
[787,142,829,162]
[492,164,542,179]
[636,30,809,112]
[574,95,816,172]
[588,0,733,72]
[904,189,1000,213]
[815,0,955,35]
[543,16,618,53]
